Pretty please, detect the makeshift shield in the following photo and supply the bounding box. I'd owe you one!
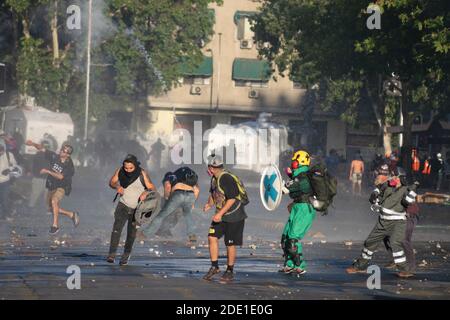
[260,164,283,211]
[134,191,161,229]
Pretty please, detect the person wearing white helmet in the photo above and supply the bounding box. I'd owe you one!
[202,154,248,282]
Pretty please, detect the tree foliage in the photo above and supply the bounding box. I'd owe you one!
[253,0,450,154]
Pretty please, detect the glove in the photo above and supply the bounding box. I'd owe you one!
[281,180,289,194]
[370,204,381,214]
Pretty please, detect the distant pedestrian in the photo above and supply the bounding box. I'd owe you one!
[349,154,364,195]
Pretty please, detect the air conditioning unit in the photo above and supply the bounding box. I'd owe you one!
[240,39,253,49]
[248,89,259,99]
[190,85,202,95]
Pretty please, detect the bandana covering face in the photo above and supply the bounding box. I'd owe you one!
[118,154,142,188]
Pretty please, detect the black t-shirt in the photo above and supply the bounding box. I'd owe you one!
[44,150,75,192]
[218,173,247,223]
[31,152,49,179]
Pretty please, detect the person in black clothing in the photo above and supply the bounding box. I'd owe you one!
[202,154,247,282]
[26,140,80,235]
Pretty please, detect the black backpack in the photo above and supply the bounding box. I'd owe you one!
[308,163,338,213]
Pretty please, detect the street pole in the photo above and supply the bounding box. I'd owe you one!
[84,0,92,141]
[399,98,403,147]
[215,33,222,112]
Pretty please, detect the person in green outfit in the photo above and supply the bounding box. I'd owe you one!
[279,149,316,275]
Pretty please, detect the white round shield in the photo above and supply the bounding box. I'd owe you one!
[260,164,283,211]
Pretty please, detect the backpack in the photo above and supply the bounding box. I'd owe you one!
[307,163,337,213]
[217,171,249,206]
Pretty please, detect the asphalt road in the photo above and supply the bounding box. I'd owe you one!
[1,166,449,300]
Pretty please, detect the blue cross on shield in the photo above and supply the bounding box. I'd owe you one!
[263,173,278,203]
[260,164,283,211]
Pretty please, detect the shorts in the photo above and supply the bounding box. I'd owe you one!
[208,220,245,247]
[352,173,363,184]
[47,188,65,209]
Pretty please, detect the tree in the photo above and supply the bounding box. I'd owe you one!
[101,0,220,96]
[253,0,450,170]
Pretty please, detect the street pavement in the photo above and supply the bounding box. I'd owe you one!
[1,166,449,300]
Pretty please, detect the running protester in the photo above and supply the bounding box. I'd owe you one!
[203,154,248,282]
[279,150,316,275]
[26,140,79,234]
[346,167,418,278]
[144,167,200,244]
[107,154,155,265]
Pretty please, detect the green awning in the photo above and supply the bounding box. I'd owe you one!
[232,58,271,81]
[234,11,257,24]
[180,56,213,77]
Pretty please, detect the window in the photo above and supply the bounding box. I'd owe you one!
[183,77,210,85]
[234,80,268,88]
[232,58,271,84]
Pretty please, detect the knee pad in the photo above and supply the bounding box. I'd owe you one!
[281,235,287,249]
[286,239,299,255]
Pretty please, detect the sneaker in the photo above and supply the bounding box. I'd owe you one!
[203,267,220,280]
[106,256,115,263]
[219,270,234,282]
[119,255,130,266]
[397,271,414,278]
[278,266,294,273]
[49,226,60,235]
[72,212,80,227]
[346,266,367,274]
[292,268,307,275]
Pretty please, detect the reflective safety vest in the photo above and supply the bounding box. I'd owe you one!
[422,160,431,175]
[412,156,420,172]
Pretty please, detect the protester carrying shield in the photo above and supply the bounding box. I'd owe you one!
[203,154,248,282]
[279,150,316,275]
[143,167,200,244]
[26,140,79,234]
[107,154,155,265]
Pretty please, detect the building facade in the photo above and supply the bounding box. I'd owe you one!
[139,0,347,160]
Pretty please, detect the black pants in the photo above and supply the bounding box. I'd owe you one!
[108,202,137,257]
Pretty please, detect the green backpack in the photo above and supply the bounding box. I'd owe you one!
[308,163,337,213]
